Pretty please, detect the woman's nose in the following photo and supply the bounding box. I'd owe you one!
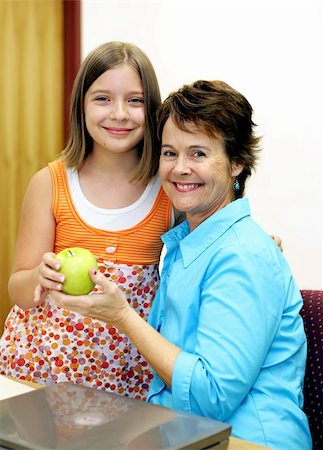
[173,156,191,175]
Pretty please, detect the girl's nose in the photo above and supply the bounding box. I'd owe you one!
[110,101,129,121]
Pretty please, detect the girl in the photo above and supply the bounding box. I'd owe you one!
[0,41,175,400]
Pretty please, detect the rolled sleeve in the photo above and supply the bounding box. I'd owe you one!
[172,351,200,412]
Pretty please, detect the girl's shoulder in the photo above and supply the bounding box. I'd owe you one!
[27,159,67,200]
[28,165,52,191]
[48,158,66,173]
[20,165,53,216]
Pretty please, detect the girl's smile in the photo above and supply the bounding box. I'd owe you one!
[102,126,135,136]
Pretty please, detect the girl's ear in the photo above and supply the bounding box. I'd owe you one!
[231,162,244,177]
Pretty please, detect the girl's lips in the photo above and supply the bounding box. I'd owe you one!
[173,182,202,192]
[103,127,133,136]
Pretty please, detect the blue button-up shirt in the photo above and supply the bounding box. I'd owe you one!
[147,198,311,450]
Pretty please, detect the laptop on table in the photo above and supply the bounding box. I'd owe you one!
[0,382,231,450]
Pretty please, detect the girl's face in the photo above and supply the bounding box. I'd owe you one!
[159,117,243,230]
[84,64,145,155]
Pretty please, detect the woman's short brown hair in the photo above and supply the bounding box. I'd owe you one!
[61,41,161,184]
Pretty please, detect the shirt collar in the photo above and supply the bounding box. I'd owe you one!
[162,198,251,268]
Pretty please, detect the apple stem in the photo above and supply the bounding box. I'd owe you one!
[68,250,73,257]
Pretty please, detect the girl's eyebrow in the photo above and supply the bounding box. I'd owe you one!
[89,89,144,96]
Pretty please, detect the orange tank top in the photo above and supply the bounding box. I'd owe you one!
[49,159,172,265]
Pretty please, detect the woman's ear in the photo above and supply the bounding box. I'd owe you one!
[231,162,244,177]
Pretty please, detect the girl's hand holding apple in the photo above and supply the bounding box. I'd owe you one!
[38,251,65,289]
[34,247,98,305]
[33,251,66,305]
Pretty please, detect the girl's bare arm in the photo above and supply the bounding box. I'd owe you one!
[8,167,60,310]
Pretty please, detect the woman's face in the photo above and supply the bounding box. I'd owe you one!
[159,117,243,230]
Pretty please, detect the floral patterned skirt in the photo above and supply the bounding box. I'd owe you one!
[0,263,159,400]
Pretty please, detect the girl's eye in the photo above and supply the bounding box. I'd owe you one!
[129,97,144,104]
[95,96,109,102]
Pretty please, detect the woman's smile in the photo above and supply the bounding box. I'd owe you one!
[173,182,203,192]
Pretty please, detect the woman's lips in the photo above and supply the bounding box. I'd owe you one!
[173,182,202,192]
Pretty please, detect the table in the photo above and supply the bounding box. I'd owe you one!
[228,437,268,449]
[11,377,269,450]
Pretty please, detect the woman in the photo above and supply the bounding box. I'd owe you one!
[51,80,311,449]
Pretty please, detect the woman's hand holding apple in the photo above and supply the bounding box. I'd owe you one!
[50,270,132,329]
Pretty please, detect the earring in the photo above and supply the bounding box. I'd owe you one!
[234,178,240,192]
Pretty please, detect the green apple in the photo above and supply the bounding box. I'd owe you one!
[56,247,98,295]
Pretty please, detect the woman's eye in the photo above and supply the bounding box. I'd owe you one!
[162,150,176,158]
[193,150,206,158]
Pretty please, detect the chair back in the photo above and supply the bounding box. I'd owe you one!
[300,289,323,450]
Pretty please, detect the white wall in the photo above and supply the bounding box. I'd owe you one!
[82,0,323,289]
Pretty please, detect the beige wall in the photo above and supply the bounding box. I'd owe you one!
[82,0,323,289]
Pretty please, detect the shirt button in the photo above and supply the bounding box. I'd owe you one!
[106,246,116,254]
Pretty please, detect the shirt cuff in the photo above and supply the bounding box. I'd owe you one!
[172,351,200,412]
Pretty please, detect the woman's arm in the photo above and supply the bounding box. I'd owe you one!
[169,244,289,421]
[8,167,59,309]
[50,270,181,387]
